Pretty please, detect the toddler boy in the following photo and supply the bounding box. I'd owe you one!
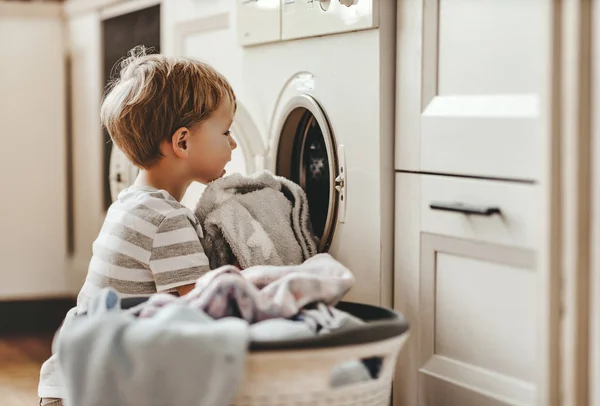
[38,46,238,405]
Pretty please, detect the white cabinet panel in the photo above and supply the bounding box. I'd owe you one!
[66,11,105,288]
[395,0,552,181]
[393,173,539,406]
[0,4,69,298]
[236,0,280,46]
[421,94,540,180]
[437,0,544,95]
[420,234,537,406]
[432,250,536,382]
[420,175,539,250]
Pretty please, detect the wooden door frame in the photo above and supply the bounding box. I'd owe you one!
[547,1,595,405]
[590,2,600,406]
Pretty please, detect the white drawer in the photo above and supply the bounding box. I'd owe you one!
[395,0,550,181]
[419,96,542,181]
[420,175,539,250]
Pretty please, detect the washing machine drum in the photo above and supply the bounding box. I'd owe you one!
[275,104,339,253]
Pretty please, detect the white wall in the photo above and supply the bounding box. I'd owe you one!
[66,10,104,292]
[0,2,70,299]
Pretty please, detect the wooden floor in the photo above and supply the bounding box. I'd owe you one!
[0,334,53,406]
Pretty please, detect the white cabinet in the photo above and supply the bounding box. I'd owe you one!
[394,173,539,406]
[394,0,553,404]
[395,0,552,181]
[0,3,69,298]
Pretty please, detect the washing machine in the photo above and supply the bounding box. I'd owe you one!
[235,0,397,307]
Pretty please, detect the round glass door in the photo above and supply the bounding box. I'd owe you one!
[275,95,338,252]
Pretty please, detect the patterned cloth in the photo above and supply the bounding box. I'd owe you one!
[194,170,318,270]
[129,253,354,323]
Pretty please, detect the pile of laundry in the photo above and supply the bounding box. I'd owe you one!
[54,254,380,406]
[53,171,379,406]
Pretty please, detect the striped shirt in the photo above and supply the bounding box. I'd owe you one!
[76,185,210,312]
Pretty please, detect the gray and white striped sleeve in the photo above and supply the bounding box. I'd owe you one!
[149,208,210,292]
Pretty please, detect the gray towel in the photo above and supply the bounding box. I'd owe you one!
[194,170,318,269]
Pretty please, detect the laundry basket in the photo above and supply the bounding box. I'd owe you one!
[120,299,410,406]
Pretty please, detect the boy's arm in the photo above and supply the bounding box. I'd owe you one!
[149,209,210,294]
[176,284,195,296]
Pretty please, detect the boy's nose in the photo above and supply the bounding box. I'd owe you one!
[229,136,237,150]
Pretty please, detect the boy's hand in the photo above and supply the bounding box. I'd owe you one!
[176,284,195,297]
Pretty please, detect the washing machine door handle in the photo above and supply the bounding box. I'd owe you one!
[334,174,344,190]
[335,144,347,223]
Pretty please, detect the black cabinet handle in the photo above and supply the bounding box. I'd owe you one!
[429,202,501,216]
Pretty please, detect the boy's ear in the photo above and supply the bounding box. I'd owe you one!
[171,127,189,158]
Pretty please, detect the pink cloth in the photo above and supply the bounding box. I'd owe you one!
[131,253,355,323]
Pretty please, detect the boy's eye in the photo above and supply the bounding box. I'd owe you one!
[224,130,231,136]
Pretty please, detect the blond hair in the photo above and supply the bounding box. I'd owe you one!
[101,46,236,168]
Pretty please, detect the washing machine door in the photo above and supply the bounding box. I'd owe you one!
[274,94,344,253]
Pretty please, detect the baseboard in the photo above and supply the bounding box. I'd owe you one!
[0,297,77,335]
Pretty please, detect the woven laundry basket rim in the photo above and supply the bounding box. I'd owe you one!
[249,301,408,351]
[119,297,410,352]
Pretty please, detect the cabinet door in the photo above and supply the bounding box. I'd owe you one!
[394,173,538,406]
[0,4,68,298]
[395,0,552,181]
[67,11,104,287]
[419,234,536,406]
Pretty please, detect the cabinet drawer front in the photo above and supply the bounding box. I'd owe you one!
[395,0,551,180]
[420,175,538,249]
[419,233,536,406]
[420,95,541,181]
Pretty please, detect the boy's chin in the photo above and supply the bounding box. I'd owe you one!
[204,170,227,183]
